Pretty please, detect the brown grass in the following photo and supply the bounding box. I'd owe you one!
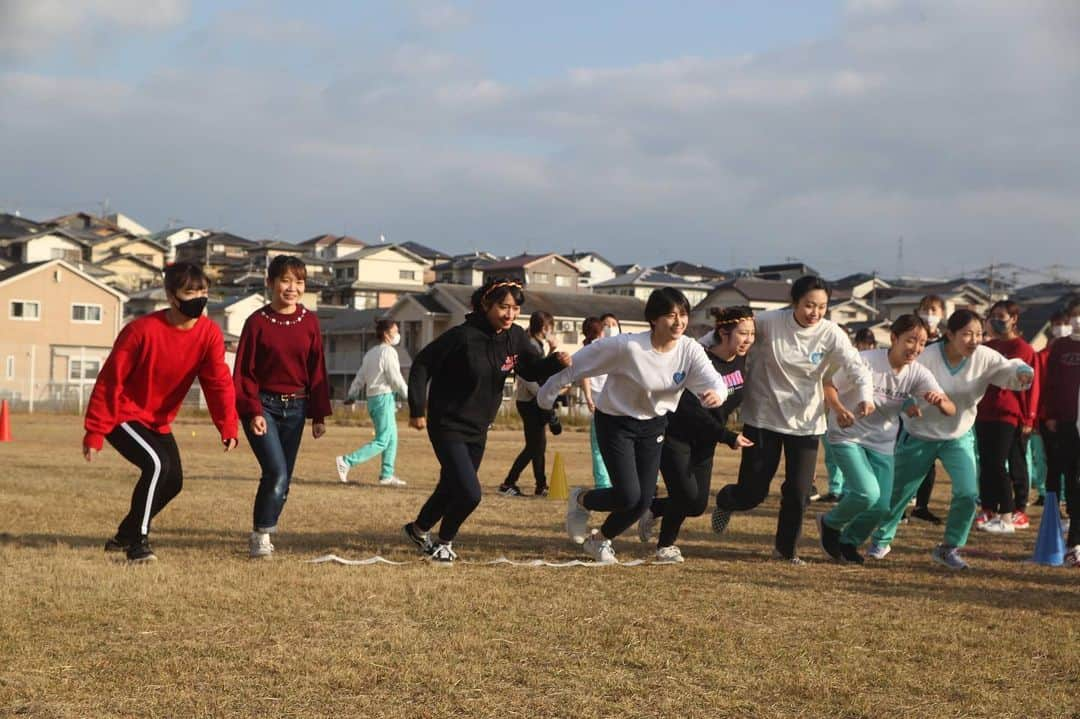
[1,413,1077,718]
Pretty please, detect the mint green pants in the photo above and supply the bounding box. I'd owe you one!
[870,430,978,549]
[343,392,398,479]
[822,442,893,546]
[822,438,845,495]
[590,417,612,488]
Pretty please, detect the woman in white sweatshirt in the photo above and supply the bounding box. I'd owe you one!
[335,319,409,486]
[711,275,875,564]
[863,309,1034,570]
[537,288,728,564]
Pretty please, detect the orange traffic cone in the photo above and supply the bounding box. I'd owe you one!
[0,399,11,442]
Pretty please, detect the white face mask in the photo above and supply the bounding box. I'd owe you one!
[1051,324,1071,339]
[390,333,401,346]
[602,325,620,338]
[1072,316,1080,335]
[918,312,941,331]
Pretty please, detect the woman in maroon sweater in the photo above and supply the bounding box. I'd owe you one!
[1043,296,1080,564]
[234,255,332,559]
[83,263,239,563]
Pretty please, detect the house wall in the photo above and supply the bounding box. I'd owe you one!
[100,256,160,292]
[524,257,581,292]
[574,256,616,287]
[20,234,85,263]
[333,248,428,287]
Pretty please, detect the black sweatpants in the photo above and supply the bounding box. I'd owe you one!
[504,399,547,487]
[583,411,668,540]
[652,435,716,547]
[416,436,486,543]
[106,421,183,541]
[715,424,819,559]
[1044,422,1080,546]
[975,420,1029,514]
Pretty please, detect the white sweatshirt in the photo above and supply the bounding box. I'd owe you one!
[827,348,943,455]
[513,337,547,401]
[903,342,1032,441]
[537,331,727,420]
[347,343,408,400]
[741,309,873,436]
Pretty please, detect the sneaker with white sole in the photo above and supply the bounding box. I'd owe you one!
[982,516,1015,535]
[637,508,657,544]
[566,487,590,545]
[866,543,891,560]
[497,483,525,497]
[335,456,350,483]
[770,549,806,565]
[931,543,969,570]
[655,545,684,564]
[126,536,157,563]
[249,531,274,559]
[402,523,434,555]
[378,476,407,487]
[428,542,457,565]
[582,531,616,564]
[1065,546,1080,567]
[711,505,733,534]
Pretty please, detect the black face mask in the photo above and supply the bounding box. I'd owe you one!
[175,296,208,319]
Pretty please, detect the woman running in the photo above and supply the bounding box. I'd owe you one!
[537,288,728,564]
[637,306,756,563]
[1042,297,1080,566]
[863,309,1034,569]
[579,314,621,489]
[816,314,955,564]
[908,294,948,525]
[336,318,409,487]
[1031,310,1071,505]
[710,275,874,564]
[83,262,238,563]
[234,255,332,559]
[403,278,569,564]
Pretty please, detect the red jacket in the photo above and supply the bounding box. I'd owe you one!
[976,336,1038,428]
[83,311,239,450]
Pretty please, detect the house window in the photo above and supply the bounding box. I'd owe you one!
[531,272,550,283]
[50,248,82,262]
[555,275,572,287]
[212,243,225,252]
[9,300,40,320]
[5,356,13,380]
[69,359,101,381]
[72,303,103,323]
[399,269,416,281]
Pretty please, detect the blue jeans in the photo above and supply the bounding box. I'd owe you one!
[244,393,307,532]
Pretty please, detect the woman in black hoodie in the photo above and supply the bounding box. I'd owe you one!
[402,278,569,564]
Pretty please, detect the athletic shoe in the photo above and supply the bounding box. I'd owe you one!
[817,492,842,503]
[637,508,656,544]
[566,487,590,545]
[911,506,943,526]
[770,549,805,566]
[428,542,457,565]
[809,485,822,502]
[498,484,526,497]
[816,514,844,562]
[974,511,992,530]
[249,531,274,559]
[402,523,434,555]
[335,456,350,483]
[126,537,157,563]
[655,545,684,564]
[982,516,1015,534]
[1064,546,1080,568]
[931,544,969,570]
[582,531,616,564]
[711,505,733,534]
[866,543,891,560]
[534,482,548,497]
[839,542,865,565]
[104,535,130,553]
[1011,510,1030,529]
[378,476,407,487]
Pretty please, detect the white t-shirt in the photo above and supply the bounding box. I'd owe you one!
[741,309,873,436]
[826,348,942,455]
[537,331,727,420]
[347,343,408,400]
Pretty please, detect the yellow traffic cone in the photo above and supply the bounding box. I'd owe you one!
[548,451,569,500]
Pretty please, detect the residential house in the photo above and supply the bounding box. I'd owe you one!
[95,253,163,293]
[296,234,366,261]
[875,281,992,321]
[432,252,498,285]
[480,253,584,293]
[147,227,211,263]
[832,272,892,309]
[173,232,259,280]
[104,213,151,237]
[207,293,269,344]
[612,263,642,275]
[398,241,450,283]
[566,251,618,288]
[689,278,794,335]
[593,268,714,306]
[317,306,392,399]
[827,297,880,326]
[325,244,430,309]
[1008,283,1080,349]
[653,260,728,284]
[0,228,88,265]
[756,261,820,281]
[0,213,45,241]
[0,259,127,407]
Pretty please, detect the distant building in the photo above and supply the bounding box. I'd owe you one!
[593,268,713,306]
[480,253,584,293]
[566,251,618,288]
[756,262,819,282]
[653,260,727,284]
[431,252,499,286]
[325,244,430,309]
[297,234,367,261]
[147,227,210,263]
[174,232,259,281]
[690,278,794,335]
[875,281,992,321]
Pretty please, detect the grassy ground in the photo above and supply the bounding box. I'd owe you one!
[1,413,1077,718]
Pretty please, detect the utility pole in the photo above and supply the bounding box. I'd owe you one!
[988,262,995,300]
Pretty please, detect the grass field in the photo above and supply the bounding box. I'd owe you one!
[1,412,1077,718]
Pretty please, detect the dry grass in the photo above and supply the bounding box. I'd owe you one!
[1,413,1077,719]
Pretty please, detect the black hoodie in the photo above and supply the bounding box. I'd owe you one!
[408,313,565,442]
[665,351,747,447]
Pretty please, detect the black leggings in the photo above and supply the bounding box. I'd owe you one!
[975,420,1030,514]
[1044,422,1080,546]
[715,424,819,558]
[583,411,667,540]
[416,436,485,543]
[106,422,183,541]
[504,400,547,486]
[652,435,715,547]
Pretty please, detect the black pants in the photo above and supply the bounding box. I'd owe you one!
[504,400,547,487]
[583,411,667,540]
[975,420,1029,514]
[1044,422,1080,545]
[106,422,183,541]
[416,436,486,543]
[715,424,820,559]
[653,435,715,547]
[915,463,936,509]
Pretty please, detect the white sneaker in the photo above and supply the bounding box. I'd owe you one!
[770,549,806,566]
[335,456,350,483]
[582,531,616,564]
[1065,546,1080,567]
[866,543,891,560]
[982,516,1015,534]
[249,531,273,559]
[931,543,969,570]
[378,476,407,487]
[428,542,457,565]
[566,487,590,545]
[637,508,656,544]
[655,545,684,564]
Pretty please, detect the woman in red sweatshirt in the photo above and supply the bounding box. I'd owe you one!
[233,255,331,559]
[83,263,239,563]
[974,300,1039,532]
[1043,296,1080,565]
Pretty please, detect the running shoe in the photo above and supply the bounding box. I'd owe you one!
[637,508,656,544]
[816,514,844,561]
[866,543,891,560]
[711,505,733,534]
[771,549,806,566]
[809,485,822,502]
[974,511,992,530]
[428,543,457,565]
[566,487,590,545]
[1065,546,1080,568]
[534,482,548,497]
[126,537,157,563]
[982,516,1015,534]
[335,456,350,483]
[655,545,684,564]
[582,531,616,564]
[378,476,407,487]
[911,506,943,525]
[402,523,434,555]
[249,531,274,559]
[931,543,969,570]
[839,542,865,565]
[1011,510,1030,529]
[817,492,842,503]
[497,484,526,497]
[104,535,130,553]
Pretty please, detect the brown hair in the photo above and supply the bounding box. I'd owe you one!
[268,254,308,282]
[163,262,209,296]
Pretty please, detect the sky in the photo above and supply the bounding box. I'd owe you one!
[1,0,1078,278]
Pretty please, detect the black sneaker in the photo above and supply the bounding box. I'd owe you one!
[126,537,157,563]
[402,523,434,555]
[104,535,130,553]
[534,482,548,497]
[497,483,525,497]
[817,492,842,503]
[809,484,822,502]
[839,542,865,565]
[911,506,943,526]
[816,514,844,561]
[711,505,733,534]
[547,413,563,436]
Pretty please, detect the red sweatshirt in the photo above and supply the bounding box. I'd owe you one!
[976,336,1038,428]
[1042,337,1080,422]
[83,311,239,450]
[232,305,332,421]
